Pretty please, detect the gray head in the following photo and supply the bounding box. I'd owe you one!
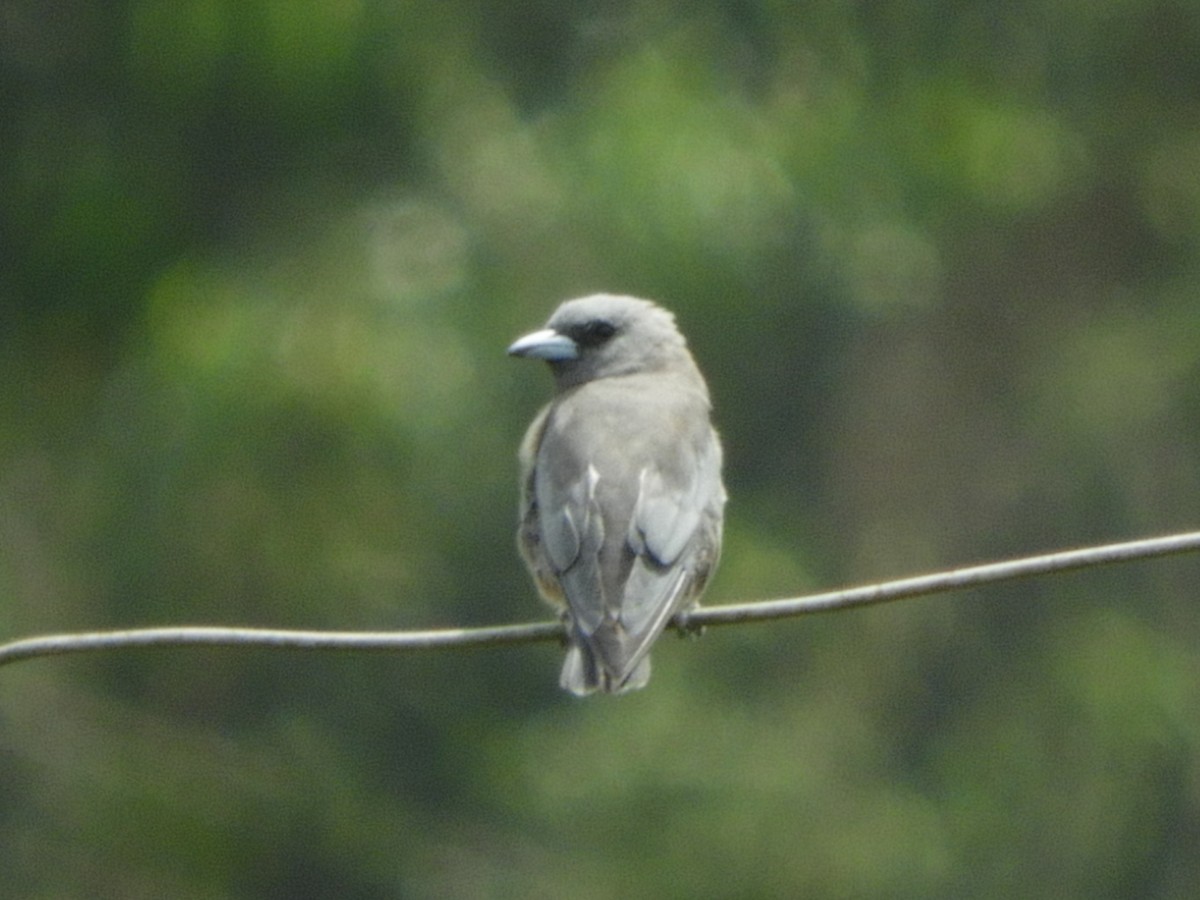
[508,294,696,390]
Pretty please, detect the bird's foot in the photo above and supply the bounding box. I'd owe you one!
[557,610,574,647]
[672,610,705,640]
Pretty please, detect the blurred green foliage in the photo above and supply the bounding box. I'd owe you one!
[3,1,1200,896]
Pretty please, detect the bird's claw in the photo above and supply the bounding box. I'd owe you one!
[673,610,705,639]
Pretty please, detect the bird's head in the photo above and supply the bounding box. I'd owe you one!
[508,294,692,389]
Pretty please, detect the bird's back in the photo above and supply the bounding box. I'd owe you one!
[532,370,725,692]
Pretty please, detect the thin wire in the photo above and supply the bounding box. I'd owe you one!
[684,529,1200,625]
[2,530,1198,670]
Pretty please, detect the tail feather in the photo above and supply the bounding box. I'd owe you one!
[559,641,652,696]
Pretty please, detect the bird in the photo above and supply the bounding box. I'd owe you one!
[508,294,726,695]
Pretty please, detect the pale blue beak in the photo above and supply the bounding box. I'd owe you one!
[507,328,579,361]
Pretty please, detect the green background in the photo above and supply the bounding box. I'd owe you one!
[3,1,1199,896]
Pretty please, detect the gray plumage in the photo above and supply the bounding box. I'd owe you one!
[508,294,726,695]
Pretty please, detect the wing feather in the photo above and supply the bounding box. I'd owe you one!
[526,373,726,693]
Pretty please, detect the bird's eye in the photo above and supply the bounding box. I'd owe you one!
[575,319,617,347]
